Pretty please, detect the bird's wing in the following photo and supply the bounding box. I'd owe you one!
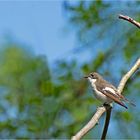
[97,86,128,109]
[103,87,136,107]
[103,91,127,109]
[119,94,136,107]
[103,87,119,97]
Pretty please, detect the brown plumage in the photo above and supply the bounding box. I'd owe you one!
[85,72,136,109]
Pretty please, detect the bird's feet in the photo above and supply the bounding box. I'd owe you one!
[103,102,113,109]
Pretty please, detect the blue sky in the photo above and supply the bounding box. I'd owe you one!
[0,1,75,65]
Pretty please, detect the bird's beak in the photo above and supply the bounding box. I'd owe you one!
[84,75,89,79]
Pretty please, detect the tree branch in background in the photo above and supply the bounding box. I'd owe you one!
[119,14,140,28]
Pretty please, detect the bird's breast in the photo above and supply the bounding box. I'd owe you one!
[92,83,112,103]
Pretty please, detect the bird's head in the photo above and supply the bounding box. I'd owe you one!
[84,72,101,84]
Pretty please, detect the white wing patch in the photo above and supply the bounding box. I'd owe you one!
[103,87,116,94]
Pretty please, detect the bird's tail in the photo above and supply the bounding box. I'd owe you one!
[123,97,136,107]
[119,94,136,107]
[114,100,128,109]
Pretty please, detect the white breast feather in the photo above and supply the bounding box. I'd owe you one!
[92,83,113,103]
[87,77,113,103]
[88,78,96,83]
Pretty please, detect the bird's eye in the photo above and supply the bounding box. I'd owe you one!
[90,74,94,78]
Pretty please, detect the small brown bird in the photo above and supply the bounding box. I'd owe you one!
[84,72,136,109]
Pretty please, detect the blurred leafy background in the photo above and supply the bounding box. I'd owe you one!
[0,0,139,139]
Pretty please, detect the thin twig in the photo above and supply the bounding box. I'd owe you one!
[119,14,140,28]
[72,58,140,140]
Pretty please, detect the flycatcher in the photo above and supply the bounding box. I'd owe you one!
[84,72,135,109]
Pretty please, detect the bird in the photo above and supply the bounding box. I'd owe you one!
[84,72,136,109]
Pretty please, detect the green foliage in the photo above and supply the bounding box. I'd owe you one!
[116,111,133,122]
[0,44,53,138]
[0,1,140,139]
[65,1,110,29]
[92,52,105,70]
[124,30,140,61]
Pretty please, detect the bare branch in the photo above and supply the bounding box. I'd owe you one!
[100,16,140,139]
[101,58,140,139]
[71,106,106,140]
[119,14,140,28]
[71,58,140,140]
[100,15,140,140]
[72,14,140,140]
[118,58,140,94]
